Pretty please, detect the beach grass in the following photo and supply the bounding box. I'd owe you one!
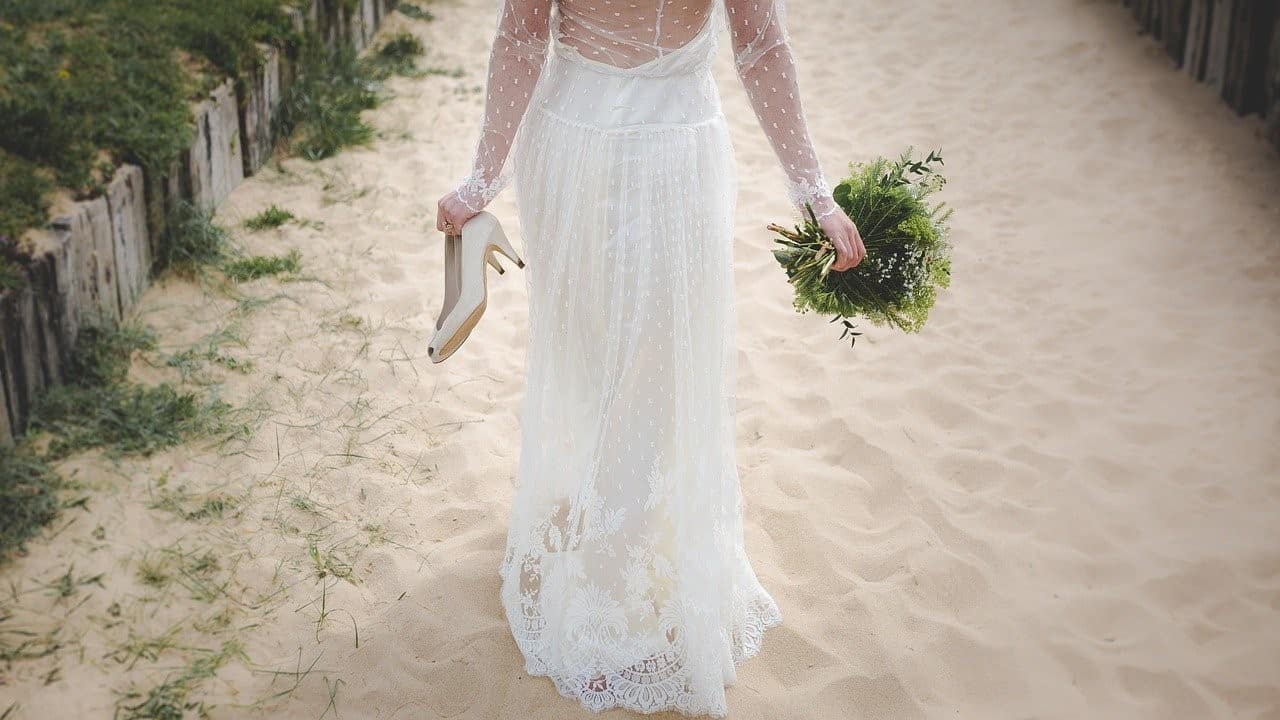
[0,449,62,561]
[224,249,304,282]
[0,0,429,246]
[27,323,237,460]
[157,201,233,275]
[0,8,437,716]
[244,205,296,231]
[0,0,298,243]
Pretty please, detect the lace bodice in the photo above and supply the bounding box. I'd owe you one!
[451,0,838,219]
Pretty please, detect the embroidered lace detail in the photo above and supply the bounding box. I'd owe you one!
[499,541,783,717]
[785,175,839,220]
[454,168,510,213]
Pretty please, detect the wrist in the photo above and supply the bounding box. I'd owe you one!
[786,176,835,220]
[454,169,505,214]
[798,194,839,223]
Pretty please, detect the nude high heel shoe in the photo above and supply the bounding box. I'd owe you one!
[428,211,524,363]
[435,234,508,332]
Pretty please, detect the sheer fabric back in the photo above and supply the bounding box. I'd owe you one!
[554,0,716,69]
[453,0,838,221]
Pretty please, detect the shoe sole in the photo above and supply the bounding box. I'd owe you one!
[430,296,487,363]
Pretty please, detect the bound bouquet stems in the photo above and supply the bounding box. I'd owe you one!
[769,147,953,347]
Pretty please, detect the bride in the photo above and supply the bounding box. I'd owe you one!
[435,0,864,715]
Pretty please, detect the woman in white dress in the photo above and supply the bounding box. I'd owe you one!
[435,0,864,715]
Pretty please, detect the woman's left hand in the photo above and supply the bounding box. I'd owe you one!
[436,190,478,234]
[818,207,866,271]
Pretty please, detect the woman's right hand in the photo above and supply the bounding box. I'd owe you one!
[436,189,480,235]
[818,207,866,271]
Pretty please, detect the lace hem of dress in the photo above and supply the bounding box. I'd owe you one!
[503,579,783,718]
[526,595,780,717]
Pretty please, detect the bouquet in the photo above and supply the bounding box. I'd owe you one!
[769,148,953,347]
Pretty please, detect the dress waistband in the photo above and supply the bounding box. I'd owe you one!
[533,51,722,130]
[548,33,716,79]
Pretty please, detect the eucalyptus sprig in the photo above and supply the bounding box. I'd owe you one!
[769,147,953,348]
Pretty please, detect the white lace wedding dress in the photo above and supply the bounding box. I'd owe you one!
[446,0,839,715]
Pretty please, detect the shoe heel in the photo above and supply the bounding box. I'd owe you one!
[486,253,505,275]
[487,223,525,269]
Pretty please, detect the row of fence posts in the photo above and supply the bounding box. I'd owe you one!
[0,0,400,444]
[1118,0,1280,148]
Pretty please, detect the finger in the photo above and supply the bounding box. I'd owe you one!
[829,231,852,259]
[440,209,458,234]
[824,230,844,267]
[831,236,852,266]
[834,234,856,269]
[843,231,861,263]
[843,239,862,269]
[827,244,849,271]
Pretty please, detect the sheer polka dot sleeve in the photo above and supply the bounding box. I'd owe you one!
[452,0,553,213]
[723,0,838,220]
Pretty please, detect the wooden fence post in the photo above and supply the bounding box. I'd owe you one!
[1161,0,1193,64]
[242,45,284,176]
[1222,0,1278,114]
[1185,0,1213,80]
[1204,0,1237,92]
[106,166,150,317]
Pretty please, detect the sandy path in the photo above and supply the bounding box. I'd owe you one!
[5,1,1279,718]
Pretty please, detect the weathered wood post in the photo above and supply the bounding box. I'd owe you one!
[242,45,284,176]
[0,279,51,436]
[1222,0,1278,114]
[106,165,151,317]
[1266,10,1280,148]
[1203,0,1237,92]
[1185,0,1213,80]
[1161,0,1193,64]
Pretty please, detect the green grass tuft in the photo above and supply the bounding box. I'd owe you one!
[2,0,426,242]
[367,32,425,78]
[281,29,426,161]
[28,324,234,460]
[158,201,232,275]
[0,448,62,561]
[62,322,157,387]
[32,382,234,461]
[0,257,26,291]
[244,205,295,231]
[222,248,302,282]
[283,43,380,161]
[397,3,436,22]
[0,152,56,243]
[115,639,246,720]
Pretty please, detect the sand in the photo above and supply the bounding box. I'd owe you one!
[4,0,1279,718]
